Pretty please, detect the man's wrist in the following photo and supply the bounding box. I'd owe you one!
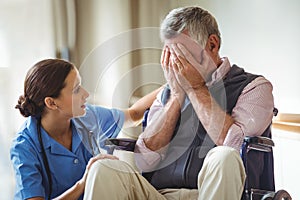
[186,84,208,97]
[170,93,185,106]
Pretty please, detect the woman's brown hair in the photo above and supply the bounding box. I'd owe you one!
[15,59,75,117]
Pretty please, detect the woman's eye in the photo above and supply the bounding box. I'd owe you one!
[74,86,80,93]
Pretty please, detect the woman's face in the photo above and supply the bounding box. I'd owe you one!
[55,68,89,118]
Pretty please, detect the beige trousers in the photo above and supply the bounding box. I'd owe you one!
[83,146,246,200]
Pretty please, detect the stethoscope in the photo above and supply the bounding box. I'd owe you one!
[37,117,52,200]
[73,118,101,156]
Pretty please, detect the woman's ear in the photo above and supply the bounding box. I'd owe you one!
[44,97,58,110]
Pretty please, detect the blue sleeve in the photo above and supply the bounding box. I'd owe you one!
[77,104,125,148]
[94,105,125,138]
[10,134,45,199]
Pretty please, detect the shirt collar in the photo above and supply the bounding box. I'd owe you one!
[206,57,231,87]
[27,116,82,157]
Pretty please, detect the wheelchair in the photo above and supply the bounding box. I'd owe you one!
[241,136,291,200]
[105,109,292,200]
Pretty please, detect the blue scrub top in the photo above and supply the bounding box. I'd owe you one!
[10,104,124,199]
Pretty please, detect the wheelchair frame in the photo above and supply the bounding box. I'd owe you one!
[241,136,291,200]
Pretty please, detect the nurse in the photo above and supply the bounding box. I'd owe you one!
[10,58,159,200]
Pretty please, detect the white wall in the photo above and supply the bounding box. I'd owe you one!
[0,0,55,199]
[273,129,300,199]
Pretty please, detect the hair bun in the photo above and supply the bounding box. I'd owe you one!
[15,95,39,117]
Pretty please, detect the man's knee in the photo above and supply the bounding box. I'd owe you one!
[205,146,245,173]
[88,159,137,179]
[198,146,246,199]
[88,159,113,179]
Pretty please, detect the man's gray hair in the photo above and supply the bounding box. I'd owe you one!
[160,6,221,48]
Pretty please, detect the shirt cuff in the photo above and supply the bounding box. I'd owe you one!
[223,123,244,152]
[134,138,163,172]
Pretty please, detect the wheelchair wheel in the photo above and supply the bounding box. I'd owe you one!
[261,192,275,200]
[273,189,292,200]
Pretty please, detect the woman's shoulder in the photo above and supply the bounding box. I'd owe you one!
[76,103,124,128]
[85,103,123,117]
[11,117,38,149]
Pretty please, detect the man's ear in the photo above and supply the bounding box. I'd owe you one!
[44,97,58,110]
[206,34,220,53]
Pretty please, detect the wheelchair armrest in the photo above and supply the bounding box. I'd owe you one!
[105,138,137,152]
[243,136,274,153]
[244,136,274,147]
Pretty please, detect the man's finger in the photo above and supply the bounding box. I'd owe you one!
[160,46,166,65]
[176,43,197,66]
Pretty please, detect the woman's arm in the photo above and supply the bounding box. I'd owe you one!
[123,86,164,128]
